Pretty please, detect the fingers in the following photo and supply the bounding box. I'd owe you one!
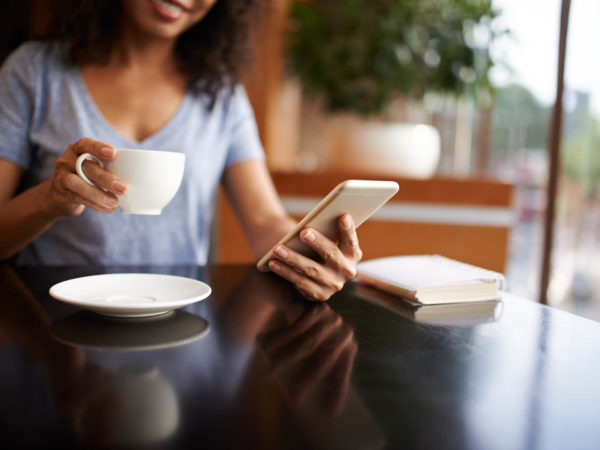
[300,227,358,279]
[80,159,128,195]
[65,174,119,213]
[268,214,362,301]
[337,214,363,261]
[54,165,118,212]
[68,138,127,196]
[273,244,334,286]
[50,138,126,216]
[269,259,333,302]
[67,138,116,160]
[269,233,355,301]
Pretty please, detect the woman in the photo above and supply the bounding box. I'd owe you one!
[0,0,362,301]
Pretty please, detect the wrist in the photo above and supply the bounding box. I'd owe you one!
[37,180,65,221]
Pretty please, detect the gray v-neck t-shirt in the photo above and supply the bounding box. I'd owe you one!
[0,42,264,265]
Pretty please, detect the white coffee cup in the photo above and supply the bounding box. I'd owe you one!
[75,148,185,215]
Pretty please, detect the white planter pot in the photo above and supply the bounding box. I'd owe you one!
[330,122,441,178]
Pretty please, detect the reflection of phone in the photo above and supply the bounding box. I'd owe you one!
[257,180,399,272]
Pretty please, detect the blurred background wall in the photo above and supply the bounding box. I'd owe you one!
[1,0,598,321]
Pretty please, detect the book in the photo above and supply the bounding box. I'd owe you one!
[355,255,506,305]
[352,282,503,326]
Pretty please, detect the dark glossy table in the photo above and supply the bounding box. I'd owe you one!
[1,264,599,450]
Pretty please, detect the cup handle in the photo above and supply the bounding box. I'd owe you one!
[75,153,104,186]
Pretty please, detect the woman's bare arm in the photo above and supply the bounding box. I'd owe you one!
[0,159,61,261]
[222,160,362,301]
[0,139,128,261]
[222,159,296,258]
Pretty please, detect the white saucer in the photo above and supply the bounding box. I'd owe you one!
[49,273,211,317]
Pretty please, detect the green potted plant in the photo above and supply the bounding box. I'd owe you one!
[286,0,502,177]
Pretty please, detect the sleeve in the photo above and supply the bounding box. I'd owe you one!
[0,43,37,170]
[224,85,266,167]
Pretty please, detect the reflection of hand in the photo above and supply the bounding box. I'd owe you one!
[268,214,363,301]
[259,303,357,416]
[0,266,120,445]
[50,358,120,446]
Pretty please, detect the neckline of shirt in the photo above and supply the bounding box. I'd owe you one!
[71,64,192,149]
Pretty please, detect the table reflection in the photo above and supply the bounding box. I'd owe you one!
[258,302,384,449]
[4,264,599,448]
[352,282,503,326]
[0,265,383,449]
[258,302,356,415]
[51,310,210,351]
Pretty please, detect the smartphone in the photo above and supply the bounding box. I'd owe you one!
[256,179,399,272]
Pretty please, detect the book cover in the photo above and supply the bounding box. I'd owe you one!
[356,255,506,305]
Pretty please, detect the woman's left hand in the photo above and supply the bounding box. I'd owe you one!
[268,214,363,302]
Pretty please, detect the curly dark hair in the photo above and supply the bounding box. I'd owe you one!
[46,0,263,104]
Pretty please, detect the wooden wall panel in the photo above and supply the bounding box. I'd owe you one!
[215,187,256,264]
[269,172,513,206]
[354,222,509,273]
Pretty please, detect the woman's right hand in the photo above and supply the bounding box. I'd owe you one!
[45,138,129,216]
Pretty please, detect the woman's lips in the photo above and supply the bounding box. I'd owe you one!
[150,0,190,21]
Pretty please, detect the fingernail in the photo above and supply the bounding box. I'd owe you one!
[274,245,288,258]
[342,215,352,229]
[112,180,128,194]
[269,260,280,271]
[101,147,114,158]
[104,195,118,207]
[301,230,315,242]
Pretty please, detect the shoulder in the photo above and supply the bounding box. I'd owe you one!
[187,83,256,129]
[4,41,51,60]
[190,80,253,110]
[216,84,255,123]
[229,84,253,110]
[1,40,70,80]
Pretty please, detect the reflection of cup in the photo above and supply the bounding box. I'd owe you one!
[75,148,185,214]
[114,364,179,446]
[75,364,179,447]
